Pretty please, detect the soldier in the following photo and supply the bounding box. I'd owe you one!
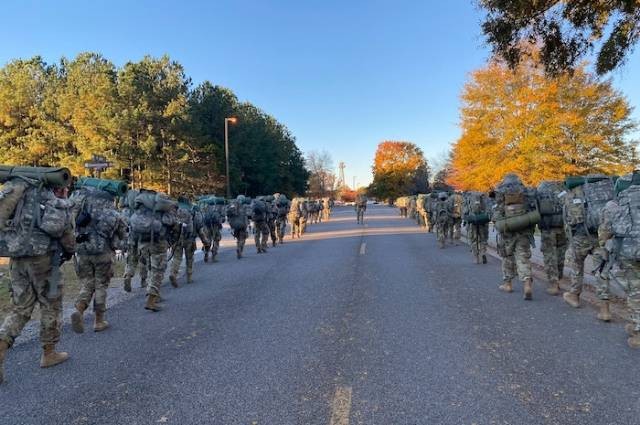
[70,184,127,334]
[128,190,180,312]
[561,175,613,321]
[426,193,437,233]
[122,190,148,292]
[493,174,537,300]
[407,196,417,220]
[599,173,640,348]
[201,196,225,263]
[463,191,490,264]
[0,177,76,383]
[227,195,249,258]
[251,197,270,253]
[536,181,568,295]
[275,194,290,243]
[170,199,210,286]
[323,198,331,221]
[317,200,324,223]
[434,192,452,249]
[289,197,302,239]
[356,195,367,224]
[300,200,309,233]
[265,195,278,247]
[449,192,463,245]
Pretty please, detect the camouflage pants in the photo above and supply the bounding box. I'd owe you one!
[540,228,567,283]
[76,252,113,313]
[124,239,148,281]
[276,216,287,242]
[468,223,489,259]
[356,208,365,223]
[300,217,308,233]
[0,255,62,348]
[203,224,222,258]
[498,232,532,283]
[449,218,462,241]
[399,207,407,217]
[254,221,269,251]
[436,221,450,246]
[170,239,196,278]
[323,210,330,221]
[289,216,301,238]
[232,228,248,253]
[568,233,609,300]
[615,260,640,332]
[268,219,277,244]
[141,241,169,297]
[424,213,432,232]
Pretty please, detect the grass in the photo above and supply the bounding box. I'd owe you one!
[0,257,126,323]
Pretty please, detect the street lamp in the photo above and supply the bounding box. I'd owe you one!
[224,117,238,199]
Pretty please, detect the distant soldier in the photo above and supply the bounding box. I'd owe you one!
[201,196,225,263]
[70,184,127,334]
[561,175,613,321]
[122,190,148,292]
[227,195,249,258]
[463,191,490,264]
[300,200,310,233]
[407,196,417,220]
[265,195,278,247]
[0,174,76,383]
[356,195,368,224]
[317,200,324,223]
[169,199,210,286]
[434,192,452,249]
[289,197,302,239]
[251,197,270,253]
[275,194,290,243]
[128,190,180,312]
[599,172,640,348]
[449,192,463,244]
[535,181,567,295]
[424,193,435,232]
[397,197,408,217]
[323,198,331,221]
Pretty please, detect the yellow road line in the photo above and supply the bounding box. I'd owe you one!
[328,385,353,425]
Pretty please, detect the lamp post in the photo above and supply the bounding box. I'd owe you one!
[224,117,238,199]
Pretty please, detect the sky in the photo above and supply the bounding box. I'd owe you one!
[2,0,639,186]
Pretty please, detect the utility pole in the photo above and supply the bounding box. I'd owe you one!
[337,162,346,189]
[224,117,237,198]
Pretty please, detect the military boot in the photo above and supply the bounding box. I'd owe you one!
[94,309,109,332]
[40,344,69,368]
[236,248,242,259]
[625,323,638,336]
[144,295,161,312]
[71,301,88,334]
[169,274,178,288]
[0,340,8,384]
[628,335,640,349]
[123,276,132,293]
[596,301,612,322]
[482,255,487,264]
[563,292,580,308]
[498,281,513,293]
[523,278,533,300]
[187,272,193,284]
[546,280,560,296]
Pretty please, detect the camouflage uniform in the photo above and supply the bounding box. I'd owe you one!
[567,230,609,300]
[300,202,309,233]
[498,232,533,282]
[170,207,209,284]
[267,201,278,246]
[144,240,171,297]
[540,228,567,283]
[434,196,451,248]
[468,222,489,263]
[123,237,148,287]
[228,199,249,257]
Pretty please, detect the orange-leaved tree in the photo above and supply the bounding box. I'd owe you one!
[448,56,637,191]
[368,141,429,200]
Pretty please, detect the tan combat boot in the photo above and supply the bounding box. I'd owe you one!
[628,335,640,349]
[498,281,513,293]
[123,276,132,293]
[596,301,612,322]
[144,295,161,312]
[625,323,638,336]
[40,344,69,368]
[563,292,580,308]
[0,340,8,384]
[93,310,109,332]
[71,301,88,334]
[546,280,560,296]
[523,278,533,301]
[169,274,178,288]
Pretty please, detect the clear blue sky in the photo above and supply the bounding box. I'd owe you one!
[2,0,639,186]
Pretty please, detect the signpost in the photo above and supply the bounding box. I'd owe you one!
[84,154,112,178]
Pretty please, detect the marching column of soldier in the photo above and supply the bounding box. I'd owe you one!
[0,166,334,384]
[396,170,640,350]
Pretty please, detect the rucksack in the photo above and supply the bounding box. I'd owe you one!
[72,187,122,255]
[610,184,640,261]
[451,193,463,219]
[252,199,267,222]
[176,205,195,239]
[227,201,248,230]
[0,183,69,258]
[435,196,450,224]
[0,178,30,230]
[463,192,490,225]
[536,181,564,230]
[563,175,614,232]
[494,175,539,233]
[135,191,177,212]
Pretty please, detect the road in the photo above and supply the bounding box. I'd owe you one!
[1,205,638,425]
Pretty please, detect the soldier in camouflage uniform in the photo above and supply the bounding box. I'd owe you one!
[122,190,148,292]
[425,193,436,233]
[170,200,210,286]
[300,200,309,233]
[202,199,225,263]
[227,196,249,258]
[289,198,302,239]
[275,194,290,243]
[536,181,568,296]
[463,191,489,264]
[494,174,536,300]
[407,196,417,221]
[252,197,270,253]
[561,176,612,320]
[266,196,278,247]
[449,192,463,244]
[434,192,452,249]
[70,186,127,334]
[0,183,76,383]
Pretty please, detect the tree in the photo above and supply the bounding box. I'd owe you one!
[479,0,640,76]
[449,55,637,191]
[306,150,335,198]
[368,141,430,200]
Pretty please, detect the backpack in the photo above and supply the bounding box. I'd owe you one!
[0,183,69,258]
[252,199,267,222]
[135,191,177,212]
[463,192,490,225]
[451,193,463,219]
[610,183,640,261]
[176,205,195,239]
[494,175,539,233]
[289,198,301,220]
[536,181,564,230]
[72,187,121,255]
[226,201,248,230]
[563,175,614,232]
[435,195,451,224]
[0,178,30,230]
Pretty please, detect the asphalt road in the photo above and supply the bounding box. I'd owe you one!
[1,205,638,425]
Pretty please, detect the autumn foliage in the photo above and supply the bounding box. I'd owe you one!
[448,57,637,191]
[368,141,429,200]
